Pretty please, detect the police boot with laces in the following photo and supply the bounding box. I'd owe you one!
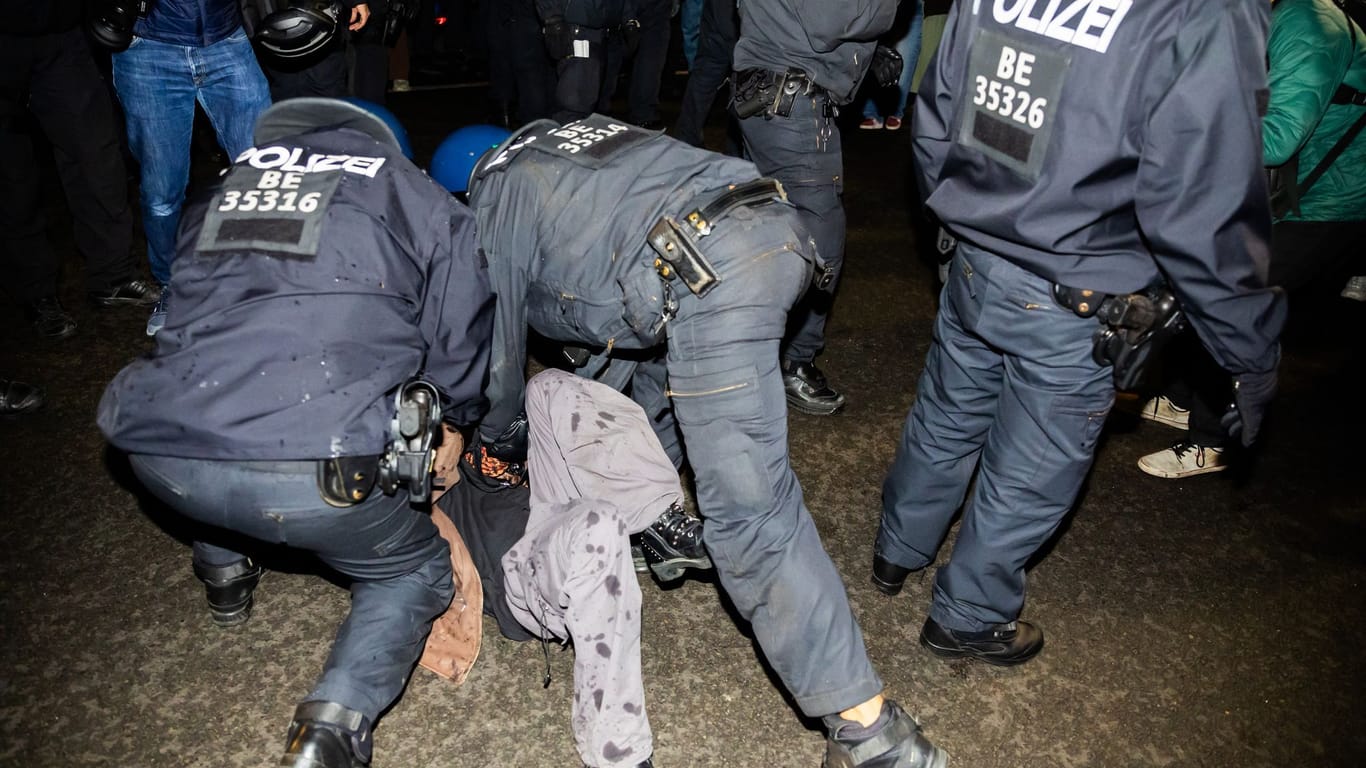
[919,615,1044,666]
[634,502,712,582]
[192,557,263,627]
[781,359,846,415]
[824,701,948,768]
[281,701,373,768]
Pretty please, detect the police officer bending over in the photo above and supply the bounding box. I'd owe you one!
[98,98,494,768]
[432,115,947,768]
[872,1,1286,665]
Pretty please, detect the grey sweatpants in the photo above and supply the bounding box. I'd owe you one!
[502,369,683,768]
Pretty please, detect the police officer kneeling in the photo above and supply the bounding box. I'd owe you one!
[98,98,494,768]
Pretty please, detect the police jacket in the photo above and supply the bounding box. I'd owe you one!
[535,0,634,28]
[732,0,898,104]
[98,125,495,460]
[465,115,770,444]
[1264,0,1366,223]
[913,0,1283,376]
[134,0,242,47]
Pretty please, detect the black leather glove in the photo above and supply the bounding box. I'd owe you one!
[621,18,642,54]
[1220,367,1278,447]
[543,16,574,60]
[869,44,904,89]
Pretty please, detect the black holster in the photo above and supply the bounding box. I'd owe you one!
[318,455,381,507]
[1054,284,1187,391]
[731,68,829,119]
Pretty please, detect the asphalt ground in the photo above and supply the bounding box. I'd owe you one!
[2,85,1364,768]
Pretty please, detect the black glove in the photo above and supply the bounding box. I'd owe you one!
[621,18,642,54]
[1220,367,1277,447]
[869,45,904,89]
[543,16,574,60]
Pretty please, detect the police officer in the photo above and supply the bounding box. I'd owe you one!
[872,1,1286,665]
[730,0,901,415]
[97,98,494,768]
[537,0,639,122]
[433,115,947,768]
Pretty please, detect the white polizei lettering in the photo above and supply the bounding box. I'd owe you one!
[249,146,291,169]
[311,155,346,173]
[342,156,385,177]
[1014,0,1046,33]
[1074,0,1132,53]
[995,0,1130,53]
[994,0,1030,23]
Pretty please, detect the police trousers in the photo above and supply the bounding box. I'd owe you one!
[603,204,881,715]
[877,244,1115,632]
[736,91,845,364]
[128,454,454,722]
[501,369,682,767]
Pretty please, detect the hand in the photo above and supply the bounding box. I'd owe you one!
[430,424,465,503]
[543,16,574,60]
[461,443,527,490]
[1220,367,1278,447]
[869,44,904,89]
[349,3,370,31]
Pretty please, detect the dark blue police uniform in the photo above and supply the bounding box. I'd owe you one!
[98,99,494,764]
[876,0,1286,653]
[467,115,889,719]
[731,0,898,413]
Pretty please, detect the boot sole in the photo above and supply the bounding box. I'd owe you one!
[1136,460,1228,479]
[919,631,1041,667]
[785,395,846,416]
[870,573,905,596]
[648,555,713,582]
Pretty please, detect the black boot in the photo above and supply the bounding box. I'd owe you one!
[634,503,712,582]
[281,701,372,768]
[0,380,45,416]
[920,615,1044,666]
[192,558,263,627]
[824,701,948,768]
[781,359,846,415]
[870,554,913,596]
[26,296,77,340]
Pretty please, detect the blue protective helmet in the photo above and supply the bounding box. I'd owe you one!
[338,97,413,159]
[430,124,513,194]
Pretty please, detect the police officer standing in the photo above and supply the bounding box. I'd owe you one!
[872,1,1286,664]
[538,0,639,122]
[730,0,902,415]
[433,115,947,768]
[98,98,494,768]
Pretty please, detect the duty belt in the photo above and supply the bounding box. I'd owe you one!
[732,68,836,119]
[647,178,791,298]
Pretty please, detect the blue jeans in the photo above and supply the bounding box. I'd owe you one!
[112,29,271,285]
[681,0,704,66]
[877,244,1114,632]
[129,454,454,722]
[861,0,924,121]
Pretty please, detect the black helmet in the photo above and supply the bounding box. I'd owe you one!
[254,0,342,61]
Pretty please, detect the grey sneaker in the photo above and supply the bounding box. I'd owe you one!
[1137,440,1227,479]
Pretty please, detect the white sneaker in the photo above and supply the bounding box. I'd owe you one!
[1341,275,1366,302]
[1137,441,1227,479]
[1139,395,1190,429]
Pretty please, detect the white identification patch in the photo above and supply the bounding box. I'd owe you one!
[573,39,591,58]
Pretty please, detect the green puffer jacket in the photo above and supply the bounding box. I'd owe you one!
[1264,0,1366,222]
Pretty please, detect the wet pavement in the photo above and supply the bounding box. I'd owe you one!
[2,88,1364,768]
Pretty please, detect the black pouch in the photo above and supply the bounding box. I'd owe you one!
[731,69,774,119]
[317,455,380,507]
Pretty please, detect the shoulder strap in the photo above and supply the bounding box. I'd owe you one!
[1298,109,1366,196]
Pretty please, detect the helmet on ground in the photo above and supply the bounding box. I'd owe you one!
[254,0,342,61]
[254,97,411,158]
[429,125,513,194]
[338,98,414,159]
